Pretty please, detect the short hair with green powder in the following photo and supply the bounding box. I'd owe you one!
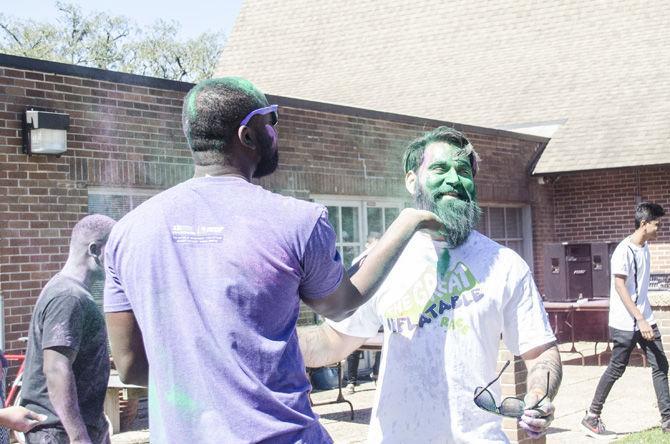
[182,77,268,165]
[402,126,480,175]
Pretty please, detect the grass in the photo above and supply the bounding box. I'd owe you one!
[616,427,670,443]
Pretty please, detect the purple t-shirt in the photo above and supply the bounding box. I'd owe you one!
[104,176,343,444]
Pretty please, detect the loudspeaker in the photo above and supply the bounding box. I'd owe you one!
[543,243,593,301]
[566,244,592,301]
[591,242,617,299]
[544,243,567,302]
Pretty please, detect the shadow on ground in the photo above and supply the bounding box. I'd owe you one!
[319,408,372,424]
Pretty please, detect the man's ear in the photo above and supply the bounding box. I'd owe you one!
[237,126,255,150]
[88,242,100,258]
[405,170,418,195]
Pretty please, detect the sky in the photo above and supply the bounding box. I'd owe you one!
[2,0,244,40]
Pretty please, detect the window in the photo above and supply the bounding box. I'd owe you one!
[88,188,157,221]
[478,205,533,266]
[299,197,403,329]
[88,187,160,307]
[314,197,405,268]
[366,206,400,236]
[325,204,361,268]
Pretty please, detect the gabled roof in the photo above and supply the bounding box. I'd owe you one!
[216,0,670,174]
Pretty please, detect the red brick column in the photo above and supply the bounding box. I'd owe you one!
[651,294,670,357]
[499,345,546,444]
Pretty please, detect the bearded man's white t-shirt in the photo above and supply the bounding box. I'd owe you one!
[329,231,555,444]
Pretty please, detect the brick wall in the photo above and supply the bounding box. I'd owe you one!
[539,166,670,341]
[0,58,194,355]
[258,98,547,207]
[652,301,670,360]
[530,179,557,294]
[551,166,670,273]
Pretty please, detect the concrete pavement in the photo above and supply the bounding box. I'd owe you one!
[311,342,667,443]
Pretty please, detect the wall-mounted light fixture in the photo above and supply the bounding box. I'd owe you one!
[22,109,70,156]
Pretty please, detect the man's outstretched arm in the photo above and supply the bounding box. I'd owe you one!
[106,310,148,386]
[298,323,367,368]
[303,208,443,321]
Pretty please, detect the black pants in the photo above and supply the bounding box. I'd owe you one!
[347,351,381,383]
[346,351,361,383]
[590,325,670,421]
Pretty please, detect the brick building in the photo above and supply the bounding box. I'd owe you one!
[0,57,552,444]
[0,52,550,349]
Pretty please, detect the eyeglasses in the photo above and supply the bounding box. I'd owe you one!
[473,360,549,418]
[240,104,278,127]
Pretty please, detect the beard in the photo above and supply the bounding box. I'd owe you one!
[253,148,278,178]
[414,185,481,248]
[253,131,279,178]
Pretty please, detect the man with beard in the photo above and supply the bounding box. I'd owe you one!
[21,214,115,444]
[299,126,562,443]
[103,78,443,443]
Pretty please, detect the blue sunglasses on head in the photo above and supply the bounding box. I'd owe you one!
[240,104,278,127]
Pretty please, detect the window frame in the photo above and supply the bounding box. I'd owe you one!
[478,203,534,271]
[311,195,407,267]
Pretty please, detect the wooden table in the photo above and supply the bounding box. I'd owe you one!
[544,299,647,366]
[310,332,385,420]
[359,332,383,351]
[104,370,147,435]
[309,361,354,420]
[544,299,609,365]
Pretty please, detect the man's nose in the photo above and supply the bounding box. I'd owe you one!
[441,167,459,184]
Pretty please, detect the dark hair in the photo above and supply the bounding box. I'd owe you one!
[69,214,116,253]
[635,202,665,229]
[402,126,480,175]
[182,77,268,165]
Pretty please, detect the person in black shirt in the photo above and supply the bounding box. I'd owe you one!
[21,215,115,444]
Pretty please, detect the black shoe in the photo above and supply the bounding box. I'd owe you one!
[580,411,617,440]
[662,418,670,433]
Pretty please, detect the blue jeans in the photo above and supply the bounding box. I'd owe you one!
[590,325,670,421]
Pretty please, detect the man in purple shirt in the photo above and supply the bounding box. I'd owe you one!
[104,77,442,443]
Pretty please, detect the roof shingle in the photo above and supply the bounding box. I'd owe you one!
[217,0,670,174]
